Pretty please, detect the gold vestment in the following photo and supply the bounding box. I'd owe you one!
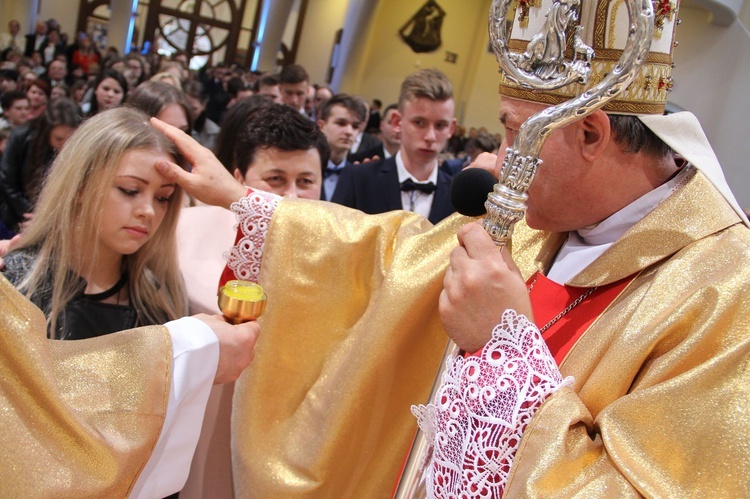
[506,170,750,497]
[232,202,470,497]
[0,275,171,496]
[233,170,750,497]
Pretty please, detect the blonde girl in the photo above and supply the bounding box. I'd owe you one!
[2,106,187,339]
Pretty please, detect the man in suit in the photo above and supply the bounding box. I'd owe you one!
[256,74,281,102]
[317,93,365,200]
[347,96,382,161]
[279,64,310,117]
[349,103,401,163]
[0,20,23,55]
[40,59,69,88]
[442,129,499,174]
[332,68,457,224]
[24,21,47,58]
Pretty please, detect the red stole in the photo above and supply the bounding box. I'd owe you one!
[466,272,631,364]
[527,271,632,364]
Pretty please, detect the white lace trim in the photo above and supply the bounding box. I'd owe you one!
[412,309,572,498]
[224,190,281,283]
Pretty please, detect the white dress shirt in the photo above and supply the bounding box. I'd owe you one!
[396,151,438,220]
[323,158,347,201]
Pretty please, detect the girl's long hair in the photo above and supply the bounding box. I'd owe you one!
[16,107,187,337]
[126,80,193,131]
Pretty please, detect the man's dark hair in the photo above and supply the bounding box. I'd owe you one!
[0,69,20,82]
[183,79,208,104]
[226,76,248,98]
[1,90,27,111]
[372,99,382,109]
[214,95,274,171]
[608,114,673,158]
[234,103,329,176]
[318,93,366,123]
[259,74,279,88]
[45,58,66,73]
[467,131,499,155]
[382,103,398,117]
[279,64,309,85]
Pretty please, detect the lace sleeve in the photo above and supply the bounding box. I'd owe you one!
[223,189,281,283]
[412,309,572,498]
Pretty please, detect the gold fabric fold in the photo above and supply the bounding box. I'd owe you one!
[231,201,470,497]
[504,170,750,496]
[0,275,172,496]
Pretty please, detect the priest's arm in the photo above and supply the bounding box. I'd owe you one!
[0,276,260,497]
[150,118,750,496]
[433,221,750,497]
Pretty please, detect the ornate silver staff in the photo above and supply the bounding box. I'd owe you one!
[394,0,655,494]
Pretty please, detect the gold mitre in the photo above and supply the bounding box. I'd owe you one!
[498,0,680,114]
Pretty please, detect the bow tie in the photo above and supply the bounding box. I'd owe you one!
[324,168,343,179]
[400,178,436,194]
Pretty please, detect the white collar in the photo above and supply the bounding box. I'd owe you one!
[395,151,438,184]
[328,157,347,170]
[351,131,364,151]
[547,165,695,284]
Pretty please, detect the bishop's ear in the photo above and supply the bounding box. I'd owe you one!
[579,109,611,161]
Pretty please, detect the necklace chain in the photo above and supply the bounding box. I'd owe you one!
[528,274,597,333]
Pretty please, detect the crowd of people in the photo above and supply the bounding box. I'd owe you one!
[0,17,495,242]
[1,4,749,498]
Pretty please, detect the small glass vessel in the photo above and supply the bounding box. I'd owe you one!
[217,280,267,324]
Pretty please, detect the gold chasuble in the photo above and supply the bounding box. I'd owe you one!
[230,168,750,497]
[231,200,470,497]
[0,275,171,496]
[504,170,750,497]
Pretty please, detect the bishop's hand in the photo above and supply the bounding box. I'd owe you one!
[439,222,534,353]
[150,117,247,209]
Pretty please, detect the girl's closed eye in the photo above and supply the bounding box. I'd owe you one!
[118,187,138,196]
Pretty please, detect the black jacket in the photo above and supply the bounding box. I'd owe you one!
[331,156,455,224]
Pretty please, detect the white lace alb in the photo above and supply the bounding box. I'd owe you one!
[412,310,571,498]
[225,190,281,282]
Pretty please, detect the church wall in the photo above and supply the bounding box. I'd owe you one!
[459,0,504,134]
[294,0,349,86]
[2,0,35,33]
[34,0,78,39]
[339,0,503,132]
[670,6,750,210]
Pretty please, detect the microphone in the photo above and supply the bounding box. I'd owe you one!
[450,168,498,216]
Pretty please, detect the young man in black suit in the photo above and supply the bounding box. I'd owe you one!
[332,68,457,224]
[317,94,365,201]
[279,64,310,117]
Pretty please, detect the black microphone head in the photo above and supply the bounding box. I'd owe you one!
[450,168,497,217]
